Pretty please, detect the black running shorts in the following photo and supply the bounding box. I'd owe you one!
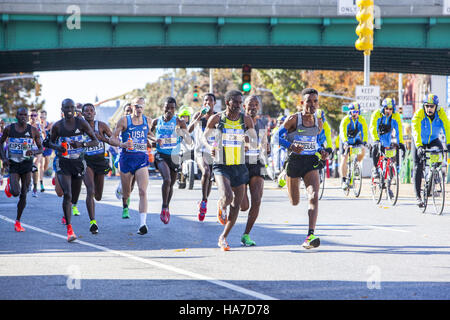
[55,157,86,178]
[8,159,33,175]
[286,154,322,179]
[85,155,111,175]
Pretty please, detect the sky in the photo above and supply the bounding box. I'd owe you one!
[35,68,167,122]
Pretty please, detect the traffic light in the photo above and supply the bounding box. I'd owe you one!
[355,0,374,52]
[241,64,252,92]
[35,83,41,96]
[193,85,199,102]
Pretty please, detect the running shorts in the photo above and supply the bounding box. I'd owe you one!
[246,161,266,180]
[54,157,86,178]
[42,148,53,157]
[213,164,249,187]
[286,154,322,179]
[8,159,33,175]
[85,155,111,175]
[119,152,149,175]
[154,152,180,172]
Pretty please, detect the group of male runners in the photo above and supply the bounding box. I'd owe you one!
[1,88,331,252]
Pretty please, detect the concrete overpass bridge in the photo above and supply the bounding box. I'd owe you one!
[1,0,449,74]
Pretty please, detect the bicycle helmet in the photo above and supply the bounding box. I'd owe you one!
[381,98,396,113]
[423,94,439,106]
[178,106,192,118]
[347,102,361,116]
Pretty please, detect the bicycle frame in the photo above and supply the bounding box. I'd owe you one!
[376,146,396,181]
[346,145,362,187]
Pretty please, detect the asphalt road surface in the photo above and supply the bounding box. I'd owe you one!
[1,175,449,301]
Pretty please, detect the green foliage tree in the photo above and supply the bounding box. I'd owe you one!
[0,74,44,120]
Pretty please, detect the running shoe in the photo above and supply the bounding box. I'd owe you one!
[122,207,130,219]
[14,220,25,232]
[302,234,321,249]
[52,177,56,186]
[67,225,77,242]
[4,178,11,198]
[72,205,80,216]
[160,208,170,224]
[217,204,228,225]
[89,220,99,234]
[61,216,67,225]
[198,200,207,221]
[218,237,230,251]
[137,225,148,235]
[40,182,45,192]
[241,234,256,246]
[32,190,38,198]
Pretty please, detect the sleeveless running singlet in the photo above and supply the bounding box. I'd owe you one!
[155,115,180,155]
[286,113,320,155]
[7,124,34,163]
[216,113,246,165]
[84,121,106,158]
[245,118,265,162]
[195,116,216,154]
[120,115,148,154]
[56,117,85,160]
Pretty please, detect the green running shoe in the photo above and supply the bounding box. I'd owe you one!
[241,234,256,247]
[122,207,130,219]
[72,205,80,216]
[302,234,320,249]
[89,220,99,234]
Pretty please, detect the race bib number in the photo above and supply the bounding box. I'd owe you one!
[293,135,317,155]
[159,134,177,149]
[222,128,244,147]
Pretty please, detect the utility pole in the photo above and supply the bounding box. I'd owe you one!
[209,68,213,93]
[162,75,181,97]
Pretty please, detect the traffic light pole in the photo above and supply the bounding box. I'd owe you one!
[364,51,370,86]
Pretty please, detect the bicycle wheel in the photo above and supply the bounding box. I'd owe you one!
[318,168,325,200]
[431,169,445,215]
[353,162,362,197]
[387,164,399,206]
[421,179,428,213]
[371,174,383,204]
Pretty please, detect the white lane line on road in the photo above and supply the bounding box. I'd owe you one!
[0,215,277,300]
[347,223,411,233]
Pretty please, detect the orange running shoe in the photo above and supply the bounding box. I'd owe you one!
[217,204,228,225]
[218,237,230,251]
[67,224,77,242]
[14,220,25,232]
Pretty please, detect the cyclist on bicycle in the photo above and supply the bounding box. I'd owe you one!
[369,98,405,179]
[339,102,368,190]
[411,94,450,208]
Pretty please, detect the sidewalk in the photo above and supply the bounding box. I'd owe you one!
[322,177,450,199]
